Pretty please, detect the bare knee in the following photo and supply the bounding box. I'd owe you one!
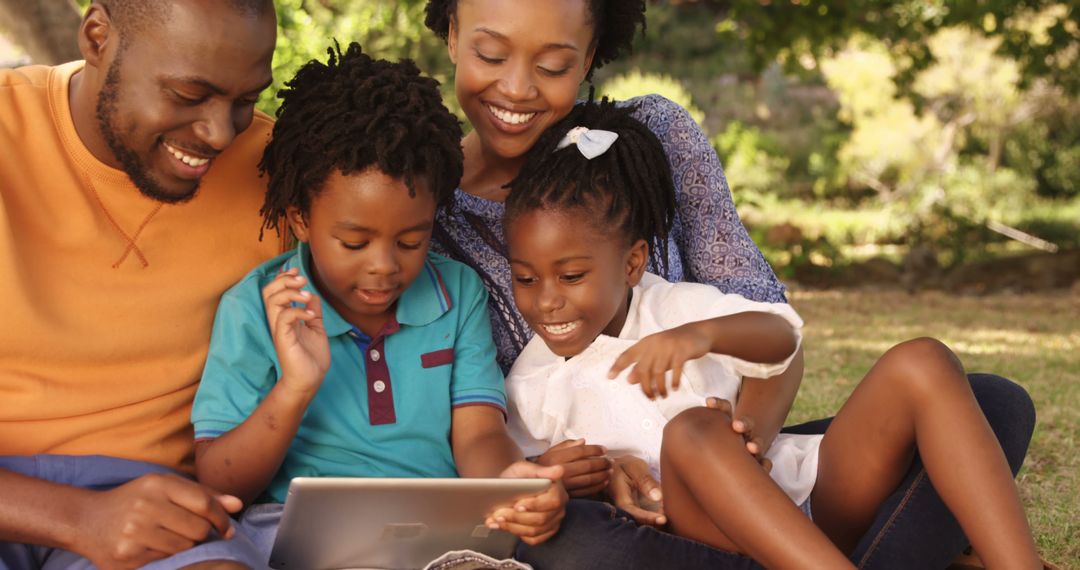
[662,407,742,460]
[876,337,968,400]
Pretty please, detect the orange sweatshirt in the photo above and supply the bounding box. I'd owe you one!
[0,62,285,472]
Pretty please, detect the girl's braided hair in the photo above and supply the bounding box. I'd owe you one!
[504,98,675,270]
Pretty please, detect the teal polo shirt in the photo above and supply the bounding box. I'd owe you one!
[192,243,506,503]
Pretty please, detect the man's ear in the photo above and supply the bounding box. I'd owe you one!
[447,17,459,65]
[625,239,649,287]
[78,3,115,69]
[286,206,310,243]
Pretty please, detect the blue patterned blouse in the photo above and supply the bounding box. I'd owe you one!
[432,94,787,373]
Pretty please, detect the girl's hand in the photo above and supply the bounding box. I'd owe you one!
[706,398,773,472]
[486,462,567,545]
[608,323,712,399]
[607,455,666,527]
[535,439,612,497]
[262,268,330,396]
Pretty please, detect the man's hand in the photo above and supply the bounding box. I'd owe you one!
[607,455,666,527]
[534,439,612,497]
[73,473,241,570]
[486,462,567,545]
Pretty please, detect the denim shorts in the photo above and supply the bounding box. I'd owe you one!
[0,454,268,570]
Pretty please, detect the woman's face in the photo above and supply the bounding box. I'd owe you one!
[448,0,595,162]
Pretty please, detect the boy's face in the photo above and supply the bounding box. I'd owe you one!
[289,168,436,335]
[507,207,646,358]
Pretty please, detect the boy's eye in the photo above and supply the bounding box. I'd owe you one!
[341,241,368,251]
[399,240,424,251]
[560,273,585,283]
[513,275,537,286]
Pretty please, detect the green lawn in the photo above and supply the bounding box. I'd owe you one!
[788,288,1080,567]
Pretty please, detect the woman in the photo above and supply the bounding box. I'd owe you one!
[424,1,1035,568]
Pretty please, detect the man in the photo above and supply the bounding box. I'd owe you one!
[0,1,283,568]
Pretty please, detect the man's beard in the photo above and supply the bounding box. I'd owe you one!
[95,56,200,205]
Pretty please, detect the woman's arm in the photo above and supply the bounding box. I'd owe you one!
[631,94,787,303]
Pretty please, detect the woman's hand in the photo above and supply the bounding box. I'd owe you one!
[607,455,667,527]
[706,398,772,472]
[262,268,330,395]
[486,462,568,545]
[535,439,612,497]
[608,322,712,399]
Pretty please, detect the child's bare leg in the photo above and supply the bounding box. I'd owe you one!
[661,407,854,570]
[812,337,1039,569]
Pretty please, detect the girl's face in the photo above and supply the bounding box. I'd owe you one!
[448,0,595,162]
[507,207,647,358]
[288,168,436,335]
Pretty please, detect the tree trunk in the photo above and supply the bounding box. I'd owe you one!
[0,0,82,65]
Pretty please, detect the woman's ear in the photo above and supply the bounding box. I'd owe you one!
[447,17,459,64]
[625,239,649,287]
[286,206,310,243]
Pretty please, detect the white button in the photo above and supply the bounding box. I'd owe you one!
[370,349,381,362]
[641,419,655,430]
[373,380,386,393]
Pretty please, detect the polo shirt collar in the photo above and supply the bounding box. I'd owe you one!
[282,243,453,338]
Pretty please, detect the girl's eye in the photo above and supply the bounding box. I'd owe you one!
[514,275,537,286]
[560,273,585,283]
[341,241,368,251]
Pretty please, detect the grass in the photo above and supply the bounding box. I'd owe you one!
[787,287,1080,567]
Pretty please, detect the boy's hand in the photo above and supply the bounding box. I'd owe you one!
[535,439,612,497]
[607,455,666,527]
[608,323,712,399]
[262,268,330,395]
[75,473,242,570]
[486,462,567,545]
[705,398,773,472]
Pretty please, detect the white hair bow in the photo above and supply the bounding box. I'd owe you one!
[556,126,619,159]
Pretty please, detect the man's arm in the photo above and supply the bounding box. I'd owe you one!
[0,468,239,570]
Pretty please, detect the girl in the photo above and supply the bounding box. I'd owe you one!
[502,99,1041,570]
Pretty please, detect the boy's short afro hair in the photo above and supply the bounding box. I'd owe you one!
[259,42,464,235]
[424,0,645,78]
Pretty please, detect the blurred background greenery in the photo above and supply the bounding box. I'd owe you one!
[264,0,1080,287]
[7,0,1076,287]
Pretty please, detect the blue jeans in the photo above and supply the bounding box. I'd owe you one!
[0,455,268,570]
[516,373,1036,569]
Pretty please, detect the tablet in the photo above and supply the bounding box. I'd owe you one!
[268,477,551,570]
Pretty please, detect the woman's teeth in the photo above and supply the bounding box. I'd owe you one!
[543,321,579,335]
[163,142,210,167]
[489,105,536,125]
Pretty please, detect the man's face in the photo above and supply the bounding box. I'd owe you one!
[95,1,275,203]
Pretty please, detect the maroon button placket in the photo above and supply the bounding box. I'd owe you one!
[364,319,400,425]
